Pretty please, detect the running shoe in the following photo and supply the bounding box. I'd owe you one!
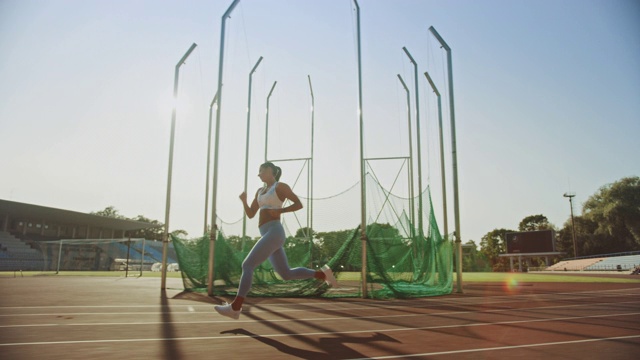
[321,264,338,287]
[214,302,241,320]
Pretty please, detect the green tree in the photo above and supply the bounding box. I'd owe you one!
[462,240,491,272]
[91,207,187,241]
[91,206,125,219]
[582,176,640,250]
[316,229,353,267]
[129,214,165,241]
[557,215,601,257]
[556,177,640,257]
[294,227,316,239]
[479,228,514,272]
[519,214,551,231]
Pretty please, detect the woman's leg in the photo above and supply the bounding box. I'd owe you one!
[236,224,285,299]
[269,247,317,280]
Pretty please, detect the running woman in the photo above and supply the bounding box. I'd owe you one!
[214,162,337,319]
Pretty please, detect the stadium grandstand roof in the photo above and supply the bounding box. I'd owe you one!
[0,199,161,231]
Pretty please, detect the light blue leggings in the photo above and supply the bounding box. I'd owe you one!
[237,220,316,298]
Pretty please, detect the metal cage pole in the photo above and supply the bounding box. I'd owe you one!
[424,71,448,238]
[397,74,415,237]
[402,47,424,238]
[139,238,146,277]
[208,0,240,296]
[162,42,197,290]
[204,92,219,234]
[353,0,367,298]
[56,240,63,274]
[242,56,264,241]
[307,75,315,239]
[264,81,277,162]
[429,26,462,293]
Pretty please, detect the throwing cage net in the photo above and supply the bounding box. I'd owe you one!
[173,170,453,299]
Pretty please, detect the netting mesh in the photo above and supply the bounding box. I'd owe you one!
[173,173,453,298]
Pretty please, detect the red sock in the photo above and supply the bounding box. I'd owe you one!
[231,296,244,311]
[314,270,326,280]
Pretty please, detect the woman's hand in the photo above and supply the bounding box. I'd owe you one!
[239,191,247,203]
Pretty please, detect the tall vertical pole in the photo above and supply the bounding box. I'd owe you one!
[424,71,448,238]
[402,47,423,238]
[162,42,197,290]
[264,81,277,162]
[429,26,462,293]
[242,56,264,242]
[209,0,240,296]
[564,192,577,258]
[56,240,63,274]
[125,235,131,278]
[569,196,577,258]
[353,0,367,298]
[397,74,415,237]
[307,75,315,239]
[204,92,219,234]
[140,238,145,277]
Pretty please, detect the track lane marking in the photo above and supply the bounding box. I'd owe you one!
[0,311,638,347]
[347,334,640,359]
[0,300,637,327]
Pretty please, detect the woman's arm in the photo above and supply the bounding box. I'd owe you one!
[239,189,260,218]
[273,183,303,214]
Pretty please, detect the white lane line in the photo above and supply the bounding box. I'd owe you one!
[0,311,638,347]
[346,334,640,359]
[2,290,638,318]
[0,300,637,328]
[0,286,638,310]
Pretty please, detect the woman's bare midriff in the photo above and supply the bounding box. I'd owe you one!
[259,209,281,227]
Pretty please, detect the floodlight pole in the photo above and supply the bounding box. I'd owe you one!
[242,56,264,242]
[308,75,315,238]
[402,47,424,238]
[162,42,197,290]
[563,192,578,258]
[204,92,219,234]
[424,71,448,238]
[264,81,277,162]
[397,74,415,237]
[209,0,240,296]
[429,26,462,293]
[353,0,367,298]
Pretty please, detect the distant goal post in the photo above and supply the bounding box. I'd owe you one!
[35,238,150,274]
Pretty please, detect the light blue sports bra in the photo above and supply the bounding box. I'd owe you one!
[258,182,284,210]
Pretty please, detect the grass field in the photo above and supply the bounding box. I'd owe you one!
[2,271,639,283]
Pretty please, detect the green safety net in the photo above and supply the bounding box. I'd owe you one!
[173,172,453,298]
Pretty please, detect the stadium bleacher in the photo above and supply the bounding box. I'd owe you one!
[545,254,640,274]
[545,258,604,271]
[584,255,640,272]
[131,241,176,263]
[0,231,44,270]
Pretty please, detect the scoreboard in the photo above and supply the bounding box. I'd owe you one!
[505,230,556,254]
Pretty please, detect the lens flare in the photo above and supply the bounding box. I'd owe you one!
[503,275,519,292]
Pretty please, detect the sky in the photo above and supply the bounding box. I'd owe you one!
[1,0,639,243]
